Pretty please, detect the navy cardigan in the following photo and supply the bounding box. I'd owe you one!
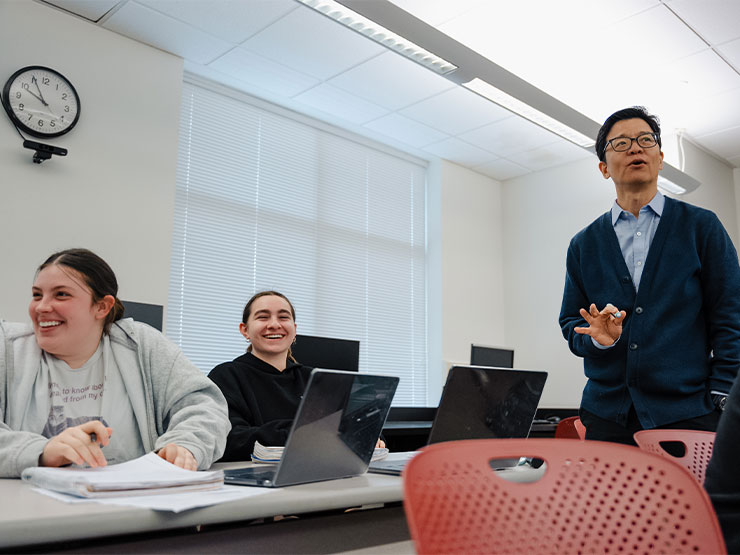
[559,196,740,428]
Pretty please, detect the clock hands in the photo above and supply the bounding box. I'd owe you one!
[25,88,46,106]
[31,76,49,106]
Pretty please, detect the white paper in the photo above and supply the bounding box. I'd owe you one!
[251,441,389,463]
[33,485,275,513]
[22,453,223,497]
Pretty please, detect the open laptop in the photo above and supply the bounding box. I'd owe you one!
[224,369,399,487]
[368,365,547,475]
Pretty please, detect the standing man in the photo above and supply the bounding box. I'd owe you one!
[559,106,740,444]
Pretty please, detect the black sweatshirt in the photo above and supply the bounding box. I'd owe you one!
[208,352,312,462]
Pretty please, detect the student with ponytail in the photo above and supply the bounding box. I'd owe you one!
[0,248,230,477]
[209,291,313,461]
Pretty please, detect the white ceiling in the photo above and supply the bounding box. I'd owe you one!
[40,0,740,182]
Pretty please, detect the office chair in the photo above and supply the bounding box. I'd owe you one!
[403,438,726,554]
[633,429,715,484]
[554,415,585,439]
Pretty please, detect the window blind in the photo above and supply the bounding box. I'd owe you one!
[167,80,428,405]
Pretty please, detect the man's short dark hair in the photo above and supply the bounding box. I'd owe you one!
[595,106,661,162]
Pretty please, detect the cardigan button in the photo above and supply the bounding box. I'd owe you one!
[629,343,638,350]
[635,307,643,314]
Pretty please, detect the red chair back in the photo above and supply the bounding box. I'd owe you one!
[633,429,715,484]
[403,438,725,554]
[554,415,585,439]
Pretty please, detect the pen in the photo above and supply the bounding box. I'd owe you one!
[90,433,98,444]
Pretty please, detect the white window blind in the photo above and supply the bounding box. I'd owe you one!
[167,81,428,405]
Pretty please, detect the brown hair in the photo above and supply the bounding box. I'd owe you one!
[38,248,125,333]
[242,291,297,363]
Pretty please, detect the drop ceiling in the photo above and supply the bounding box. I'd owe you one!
[40,0,740,181]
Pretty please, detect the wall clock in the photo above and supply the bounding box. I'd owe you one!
[2,65,81,139]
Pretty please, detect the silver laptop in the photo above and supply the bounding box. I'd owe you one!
[368,365,547,475]
[224,369,398,487]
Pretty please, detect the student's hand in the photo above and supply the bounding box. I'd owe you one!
[376,438,386,449]
[40,421,113,468]
[157,443,197,471]
[574,303,626,346]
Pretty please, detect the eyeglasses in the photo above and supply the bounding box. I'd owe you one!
[604,132,659,155]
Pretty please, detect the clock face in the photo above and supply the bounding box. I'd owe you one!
[2,66,80,138]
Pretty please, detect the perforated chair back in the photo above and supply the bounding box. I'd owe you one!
[574,417,586,439]
[633,429,715,484]
[403,438,726,555]
[554,415,585,439]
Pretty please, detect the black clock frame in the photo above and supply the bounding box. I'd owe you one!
[2,65,81,139]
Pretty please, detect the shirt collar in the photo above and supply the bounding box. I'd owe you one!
[611,191,665,226]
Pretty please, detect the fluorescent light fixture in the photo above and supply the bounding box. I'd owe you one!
[657,176,687,195]
[463,78,595,148]
[295,0,457,75]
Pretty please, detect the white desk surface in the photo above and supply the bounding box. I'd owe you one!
[0,457,543,551]
[0,460,403,550]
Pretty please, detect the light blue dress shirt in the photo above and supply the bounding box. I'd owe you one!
[611,191,664,291]
[592,192,664,350]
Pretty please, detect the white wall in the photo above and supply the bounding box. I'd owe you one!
[502,149,739,407]
[0,1,182,324]
[438,161,507,371]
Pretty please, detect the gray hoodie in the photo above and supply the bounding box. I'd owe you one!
[0,318,230,478]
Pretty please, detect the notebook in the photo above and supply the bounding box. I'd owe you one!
[368,365,548,475]
[224,369,399,487]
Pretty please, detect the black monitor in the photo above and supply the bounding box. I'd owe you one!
[470,344,514,368]
[291,334,360,372]
[121,300,163,331]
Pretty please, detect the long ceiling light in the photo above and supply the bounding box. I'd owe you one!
[295,0,457,75]
[463,78,595,148]
[300,0,698,193]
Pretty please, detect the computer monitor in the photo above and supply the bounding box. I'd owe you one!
[291,334,360,372]
[470,344,514,368]
[121,300,163,331]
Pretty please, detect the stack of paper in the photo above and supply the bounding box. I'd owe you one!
[251,440,389,463]
[21,453,223,498]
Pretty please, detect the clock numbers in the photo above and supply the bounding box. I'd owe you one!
[2,66,80,138]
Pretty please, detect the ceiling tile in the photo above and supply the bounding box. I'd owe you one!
[328,52,455,111]
[693,125,740,162]
[400,87,511,136]
[473,158,530,181]
[666,0,740,45]
[716,37,740,69]
[458,117,559,158]
[241,7,385,81]
[293,84,389,125]
[209,47,319,98]
[135,0,298,44]
[42,0,119,21]
[363,113,448,148]
[423,137,498,167]
[659,49,740,98]
[103,1,232,64]
[506,140,592,172]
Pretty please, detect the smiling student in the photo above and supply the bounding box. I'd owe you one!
[208,291,314,461]
[0,248,230,478]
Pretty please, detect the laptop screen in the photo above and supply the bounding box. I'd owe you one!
[428,366,547,444]
[275,370,399,486]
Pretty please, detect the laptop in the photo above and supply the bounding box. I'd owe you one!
[368,365,548,475]
[224,369,399,487]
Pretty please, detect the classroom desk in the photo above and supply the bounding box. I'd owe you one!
[0,461,406,552]
[0,459,544,553]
